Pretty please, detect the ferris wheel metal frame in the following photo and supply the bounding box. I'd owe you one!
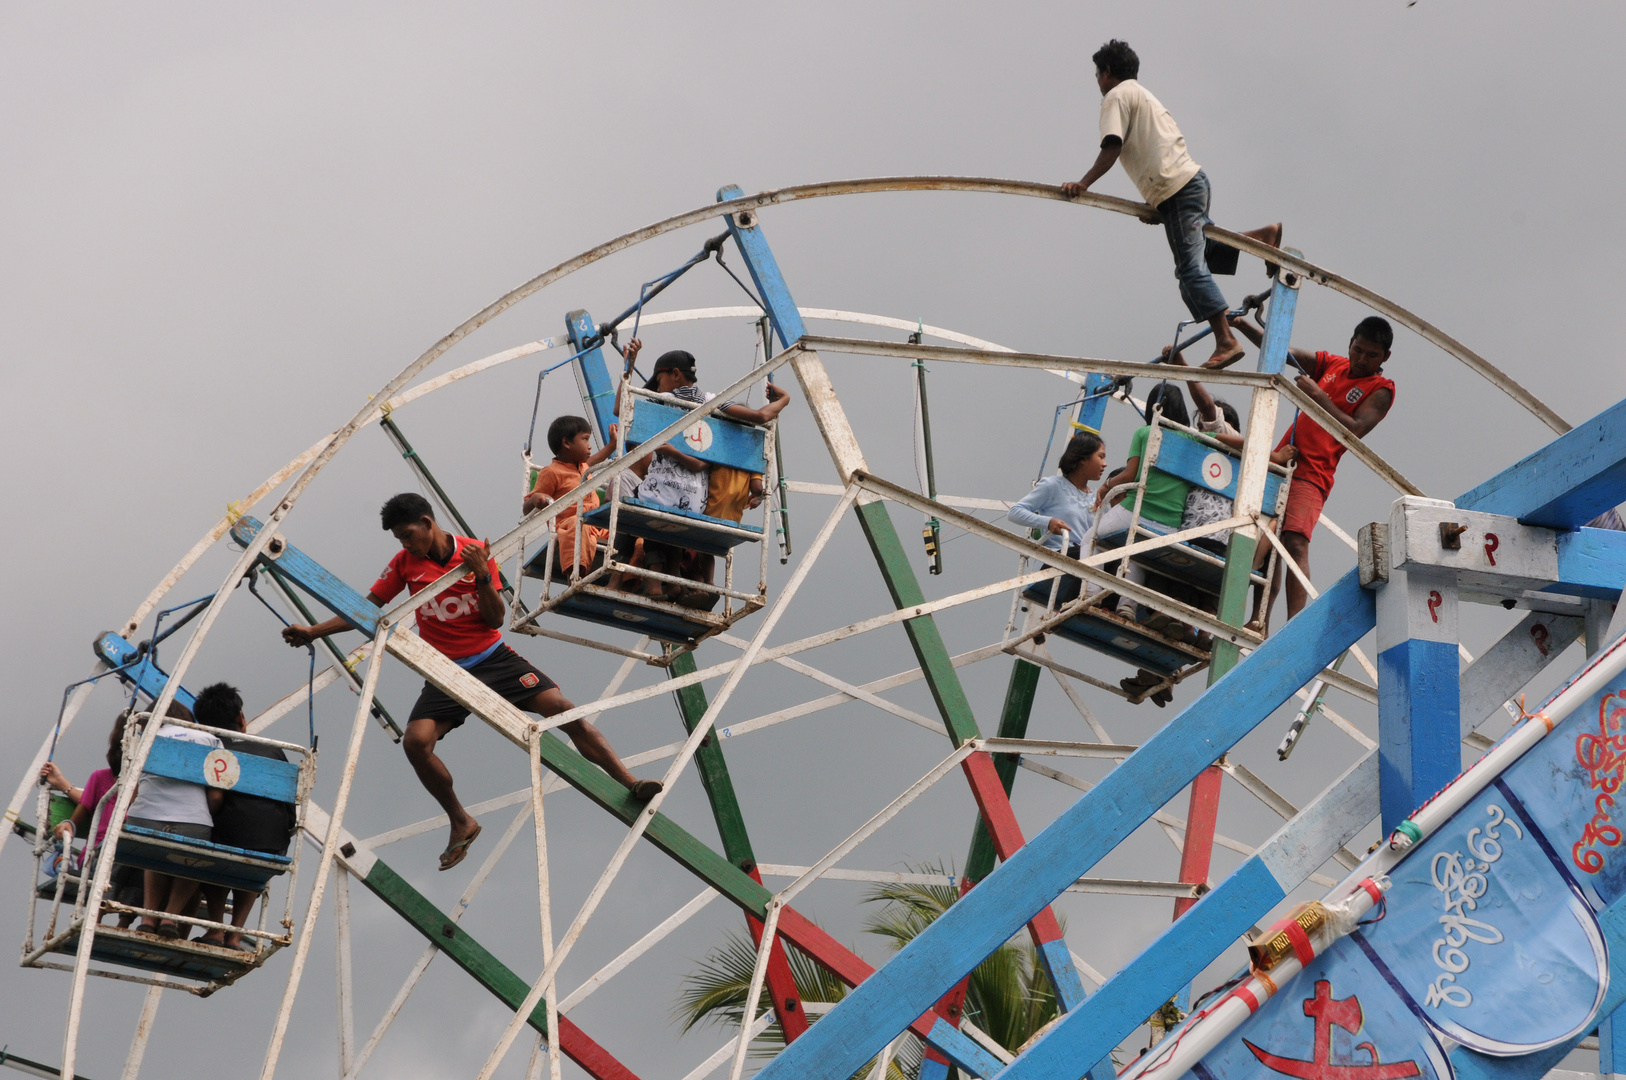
[11,176,1619,1080]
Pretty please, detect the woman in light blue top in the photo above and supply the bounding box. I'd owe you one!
[1009,432,1107,554]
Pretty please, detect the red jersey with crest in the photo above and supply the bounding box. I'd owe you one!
[370,536,502,660]
[1275,351,1395,495]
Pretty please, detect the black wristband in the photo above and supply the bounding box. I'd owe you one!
[473,575,492,586]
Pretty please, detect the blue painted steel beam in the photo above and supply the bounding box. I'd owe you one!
[718,185,806,348]
[1547,526,1626,599]
[565,309,621,446]
[998,750,1378,1079]
[230,516,381,636]
[92,632,197,711]
[754,571,1375,1080]
[1456,396,1626,528]
[1255,272,1300,377]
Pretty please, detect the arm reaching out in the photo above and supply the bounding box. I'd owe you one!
[282,591,388,647]
[720,382,792,426]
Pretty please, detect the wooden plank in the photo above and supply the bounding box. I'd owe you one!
[92,632,198,711]
[754,570,1375,1080]
[627,398,768,472]
[140,737,299,803]
[1456,395,1626,528]
[230,516,381,635]
[565,309,620,446]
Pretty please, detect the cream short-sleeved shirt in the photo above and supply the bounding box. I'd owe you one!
[1098,80,1201,210]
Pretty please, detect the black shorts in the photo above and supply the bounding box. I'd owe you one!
[409,644,558,729]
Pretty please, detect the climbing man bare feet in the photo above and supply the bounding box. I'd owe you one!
[281,493,663,873]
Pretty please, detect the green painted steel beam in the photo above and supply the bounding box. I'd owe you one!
[667,651,757,870]
[852,500,983,747]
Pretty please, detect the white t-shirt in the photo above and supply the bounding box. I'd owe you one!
[127,723,223,827]
[1098,80,1201,209]
[636,385,735,514]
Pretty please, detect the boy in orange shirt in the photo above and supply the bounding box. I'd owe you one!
[522,415,618,577]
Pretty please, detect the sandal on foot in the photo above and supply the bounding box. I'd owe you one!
[197,933,227,947]
[438,823,483,872]
[629,779,663,802]
[156,921,182,940]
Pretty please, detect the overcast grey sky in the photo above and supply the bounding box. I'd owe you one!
[4,3,1625,1078]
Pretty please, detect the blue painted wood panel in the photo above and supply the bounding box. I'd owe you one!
[581,500,762,555]
[114,825,288,891]
[718,185,806,349]
[1151,429,1285,509]
[1456,397,1626,529]
[142,736,299,804]
[93,632,197,711]
[231,516,381,635]
[627,398,769,472]
[754,571,1375,1080]
[566,309,620,445]
[1546,526,1626,599]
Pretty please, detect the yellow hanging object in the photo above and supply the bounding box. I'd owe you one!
[224,500,245,526]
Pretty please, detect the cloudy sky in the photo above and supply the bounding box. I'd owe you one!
[4,3,1624,1078]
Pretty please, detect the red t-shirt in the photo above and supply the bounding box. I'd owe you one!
[1275,351,1396,495]
[370,536,502,660]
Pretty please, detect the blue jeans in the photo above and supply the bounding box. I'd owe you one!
[1158,170,1237,321]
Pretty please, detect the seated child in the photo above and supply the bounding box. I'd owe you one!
[522,415,618,578]
[124,700,222,938]
[193,683,297,951]
[1165,345,1297,547]
[1009,432,1107,606]
[1090,384,1197,619]
[614,342,793,606]
[41,711,141,923]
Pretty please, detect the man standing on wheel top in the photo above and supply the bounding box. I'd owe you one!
[282,492,661,872]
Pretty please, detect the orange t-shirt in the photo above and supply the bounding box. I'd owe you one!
[530,459,604,572]
[1275,352,1395,495]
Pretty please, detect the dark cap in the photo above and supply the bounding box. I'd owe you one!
[645,349,697,391]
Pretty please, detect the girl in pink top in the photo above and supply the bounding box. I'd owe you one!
[41,710,129,855]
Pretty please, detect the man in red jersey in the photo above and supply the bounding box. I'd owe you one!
[1227,316,1397,631]
[283,493,661,870]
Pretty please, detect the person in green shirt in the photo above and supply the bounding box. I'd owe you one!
[1090,384,1195,619]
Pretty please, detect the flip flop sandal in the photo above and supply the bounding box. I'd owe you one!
[1119,671,1159,700]
[156,921,182,940]
[438,823,483,872]
[1150,686,1174,708]
[630,779,664,802]
[197,934,227,948]
[1142,611,1173,634]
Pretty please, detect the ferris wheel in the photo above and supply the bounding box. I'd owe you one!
[6,177,1610,1080]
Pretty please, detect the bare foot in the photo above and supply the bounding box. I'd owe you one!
[1244,615,1269,637]
[1241,222,1283,277]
